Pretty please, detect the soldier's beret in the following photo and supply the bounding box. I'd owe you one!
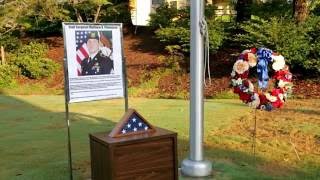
[87,31,99,41]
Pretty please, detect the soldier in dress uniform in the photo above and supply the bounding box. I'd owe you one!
[81,31,114,76]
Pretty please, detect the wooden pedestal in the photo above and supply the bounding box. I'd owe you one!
[89,127,178,180]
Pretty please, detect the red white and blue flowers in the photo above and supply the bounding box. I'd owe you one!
[231,48,293,111]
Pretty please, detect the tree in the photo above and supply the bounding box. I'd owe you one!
[69,0,112,23]
[235,0,253,22]
[293,0,310,23]
[0,0,70,35]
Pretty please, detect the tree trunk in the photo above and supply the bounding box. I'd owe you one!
[70,0,83,22]
[75,8,84,22]
[293,0,310,23]
[94,5,102,23]
[1,46,5,65]
[236,0,253,22]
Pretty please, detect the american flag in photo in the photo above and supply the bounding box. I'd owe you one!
[121,114,150,135]
[75,31,90,76]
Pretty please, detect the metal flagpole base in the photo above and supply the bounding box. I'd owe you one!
[181,159,212,177]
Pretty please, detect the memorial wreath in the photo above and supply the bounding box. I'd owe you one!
[231,48,293,111]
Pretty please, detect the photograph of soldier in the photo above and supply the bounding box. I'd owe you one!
[80,31,114,76]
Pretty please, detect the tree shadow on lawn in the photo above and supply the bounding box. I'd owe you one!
[0,95,119,180]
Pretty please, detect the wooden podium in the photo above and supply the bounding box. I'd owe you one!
[89,127,178,180]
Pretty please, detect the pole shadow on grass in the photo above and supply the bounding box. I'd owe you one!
[177,138,320,180]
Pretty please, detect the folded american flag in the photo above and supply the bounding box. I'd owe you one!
[109,109,155,138]
[121,113,149,134]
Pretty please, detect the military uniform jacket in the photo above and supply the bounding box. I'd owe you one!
[81,51,114,76]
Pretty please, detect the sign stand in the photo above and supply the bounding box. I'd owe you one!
[63,57,129,180]
[63,55,73,180]
[62,23,129,180]
[64,102,73,180]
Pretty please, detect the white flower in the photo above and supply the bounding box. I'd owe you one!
[279,93,284,102]
[248,80,254,92]
[247,53,257,67]
[233,60,249,74]
[265,93,277,102]
[272,55,285,71]
[231,78,242,86]
[279,80,293,90]
[248,93,260,108]
[231,71,236,77]
[242,87,249,93]
[278,80,287,88]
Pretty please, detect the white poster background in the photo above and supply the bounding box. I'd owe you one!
[63,23,124,103]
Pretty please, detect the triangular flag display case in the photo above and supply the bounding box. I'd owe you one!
[109,108,156,138]
[89,109,178,179]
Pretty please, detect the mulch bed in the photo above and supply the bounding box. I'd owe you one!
[41,33,320,99]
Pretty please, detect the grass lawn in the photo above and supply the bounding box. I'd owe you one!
[0,95,319,180]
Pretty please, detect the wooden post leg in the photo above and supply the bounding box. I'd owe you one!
[1,46,5,65]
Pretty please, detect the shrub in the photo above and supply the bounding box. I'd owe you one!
[11,42,59,79]
[25,19,63,36]
[0,33,21,52]
[101,2,132,25]
[155,20,225,53]
[155,27,190,52]
[234,17,320,74]
[148,3,179,29]
[0,64,18,88]
[250,0,293,19]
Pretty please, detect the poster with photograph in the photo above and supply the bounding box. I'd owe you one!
[63,23,124,103]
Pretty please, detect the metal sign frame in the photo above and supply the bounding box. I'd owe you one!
[62,22,128,180]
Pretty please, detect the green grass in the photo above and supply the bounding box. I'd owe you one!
[0,95,319,180]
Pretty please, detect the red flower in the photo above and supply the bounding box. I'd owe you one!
[272,99,284,108]
[250,48,257,54]
[243,53,249,61]
[234,87,241,94]
[273,70,292,82]
[235,71,249,79]
[239,92,251,103]
[259,94,269,105]
[242,80,249,87]
[270,88,284,108]
[271,88,283,96]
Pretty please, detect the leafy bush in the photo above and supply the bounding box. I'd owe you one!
[250,0,293,19]
[101,2,131,24]
[155,27,189,52]
[234,17,320,74]
[155,19,225,53]
[11,42,59,79]
[24,19,64,36]
[149,3,179,29]
[150,4,226,55]
[0,64,18,88]
[0,33,21,52]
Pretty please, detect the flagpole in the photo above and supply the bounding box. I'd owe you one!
[181,0,212,177]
